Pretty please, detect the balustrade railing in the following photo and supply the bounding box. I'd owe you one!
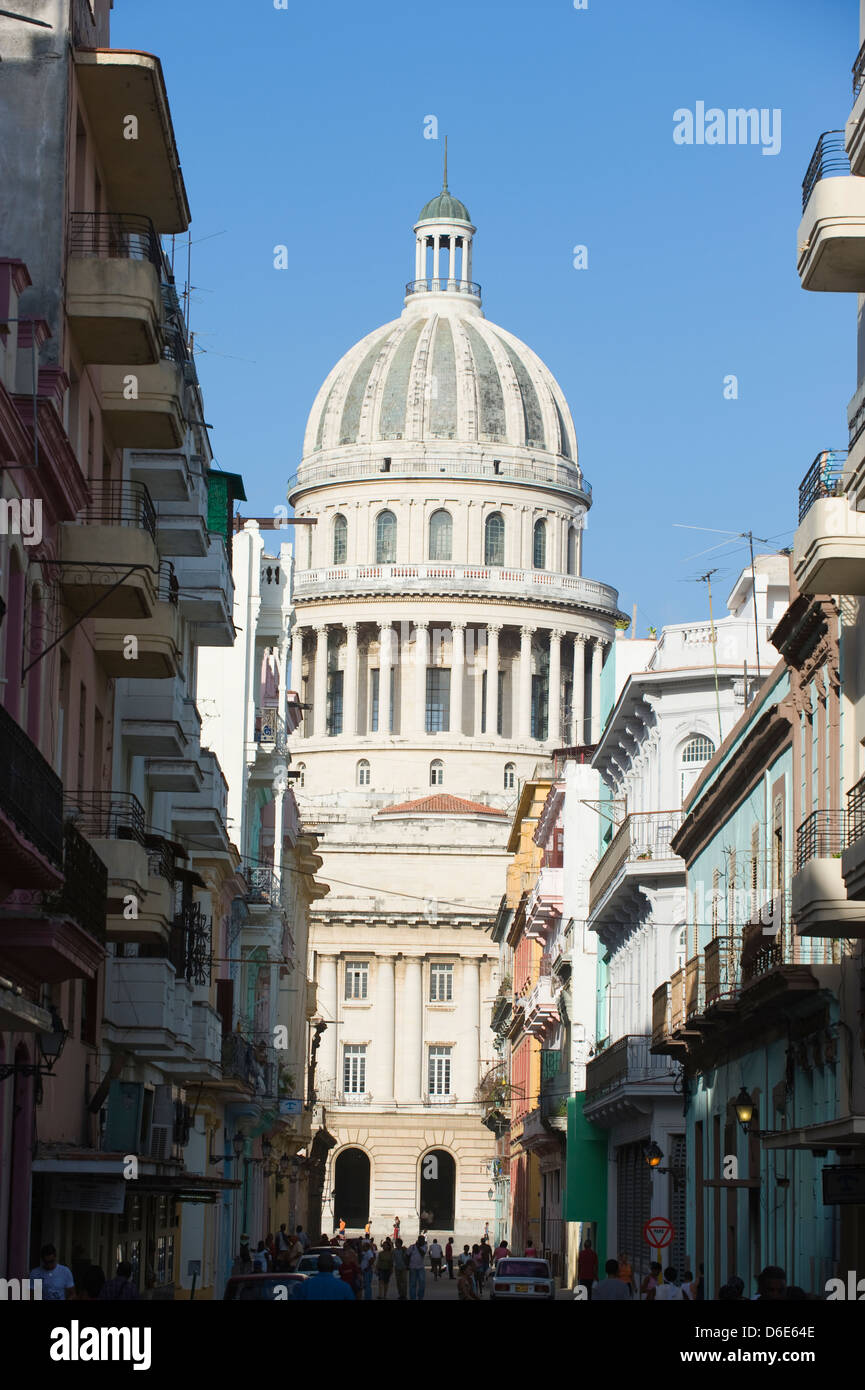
[68,211,161,268]
[802,131,849,211]
[0,702,64,869]
[589,811,684,911]
[797,450,849,523]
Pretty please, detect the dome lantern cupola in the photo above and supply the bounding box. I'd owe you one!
[408,139,479,308]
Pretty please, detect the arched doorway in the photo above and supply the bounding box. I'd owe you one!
[419,1149,456,1230]
[332,1148,370,1229]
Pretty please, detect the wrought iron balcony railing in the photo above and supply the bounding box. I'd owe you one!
[585,1034,672,1097]
[222,1032,257,1087]
[245,867,281,906]
[63,791,146,844]
[589,810,684,911]
[802,131,850,211]
[75,480,157,542]
[704,935,738,1006]
[68,211,162,269]
[795,808,846,871]
[854,38,865,98]
[846,774,865,847]
[405,277,481,298]
[797,449,849,523]
[0,702,64,869]
[169,903,212,986]
[46,821,108,941]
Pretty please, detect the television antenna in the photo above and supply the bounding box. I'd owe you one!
[675,524,769,680]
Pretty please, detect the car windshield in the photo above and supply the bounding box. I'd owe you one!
[297,1254,341,1272]
[496,1260,550,1277]
[227,1278,302,1301]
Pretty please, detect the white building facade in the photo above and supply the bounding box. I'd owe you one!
[288,178,624,1241]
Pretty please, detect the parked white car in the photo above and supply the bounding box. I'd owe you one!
[489,1257,555,1300]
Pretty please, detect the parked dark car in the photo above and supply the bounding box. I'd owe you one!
[223,1272,304,1300]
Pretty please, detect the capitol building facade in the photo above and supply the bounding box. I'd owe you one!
[288,178,622,1240]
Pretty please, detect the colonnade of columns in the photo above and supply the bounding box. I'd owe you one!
[290,620,608,746]
[315,953,484,1104]
[414,232,472,285]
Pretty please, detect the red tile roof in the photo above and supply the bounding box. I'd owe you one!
[378,793,508,818]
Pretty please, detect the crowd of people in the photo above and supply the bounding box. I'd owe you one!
[575,1241,819,1302]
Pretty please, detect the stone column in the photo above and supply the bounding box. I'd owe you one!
[414,621,430,736]
[520,507,531,569]
[458,957,481,1101]
[403,957,424,1101]
[451,623,465,737]
[590,637,606,743]
[379,622,393,735]
[433,236,440,283]
[572,634,586,745]
[375,955,395,1103]
[318,955,338,1095]
[343,623,359,737]
[287,627,302,705]
[313,625,328,738]
[548,628,563,745]
[519,625,535,741]
[485,623,501,737]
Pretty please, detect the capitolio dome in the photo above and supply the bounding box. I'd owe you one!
[301,173,581,472]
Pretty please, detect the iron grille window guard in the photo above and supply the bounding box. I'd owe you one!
[169,904,212,986]
[797,449,849,523]
[45,821,108,941]
[67,211,161,268]
[63,791,146,844]
[802,131,849,211]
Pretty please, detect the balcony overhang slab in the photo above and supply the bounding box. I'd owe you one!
[793,496,865,595]
[66,257,162,364]
[798,176,865,290]
[793,855,865,936]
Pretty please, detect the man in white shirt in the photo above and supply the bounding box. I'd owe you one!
[29,1245,75,1301]
[428,1238,444,1279]
[593,1258,631,1302]
[654,1265,685,1301]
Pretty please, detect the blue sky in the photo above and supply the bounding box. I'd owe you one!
[114,0,854,633]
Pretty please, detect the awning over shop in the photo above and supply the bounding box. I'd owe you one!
[761,1116,865,1151]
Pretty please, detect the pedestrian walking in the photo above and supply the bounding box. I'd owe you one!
[97,1261,139,1301]
[681,1268,696,1301]
[29,1244,75,1301]
[339,1246,362,1299]
[429,1237,443,1279]
[393,1238,409,1300]
[445,1236,455,1279]
[458,1259,480,1300]
[654,1266,684,1301]
[408,1236,427,1301]
[276,1224,291,1255]
[640,1261,662,1301]
[477,1239,491,1292]
[577,1239,598,1300]
[492,1237,508,1266]
[594,1258,630,1302]
[360,1241,375,1300]
[364,1220,372,1239]
[525,1239,537,1257]
[295,1252,355,1301]
[617,1250,634,1296]
[296,1225,311,1251]
[458,1244,471,1271]
[252,1240,269,1272]
[376,1238,394,1299]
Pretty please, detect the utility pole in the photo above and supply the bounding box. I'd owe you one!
[697,570,724,746]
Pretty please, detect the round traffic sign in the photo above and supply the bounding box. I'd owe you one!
[642,1216,675,1249]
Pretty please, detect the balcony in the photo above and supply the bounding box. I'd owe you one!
[60,481,160,618]
[0,821,107,986]
[290,450,590,504]
[524,864,563,941]
[254,708,288,756]
[91,564,182,679]
[119,684,187,756]
[793,451,865,595]
[105,956,193,1052]
[66,213,162,364]
[144,758,203,793]
[589,810,684,917]
[74,50,190,234]
[154,470,209,558]
[292,561,617,616]
[245,867,281,906]
[847,44,865,175]
[65,790,149,930]
[128,448,193,503]
[842,775,865,908]
[703,935,739,1010]
[174,534,235,646]
[0,702,64,891]
[521,956,560,1039]
[798,133,865,291]
[584,1034,673,1115]
[794,808,865,937]
[101,354,185,450]
[171,749,229,852]
[405,276,482,302]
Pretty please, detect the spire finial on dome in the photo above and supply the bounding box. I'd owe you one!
[443,135,448,192]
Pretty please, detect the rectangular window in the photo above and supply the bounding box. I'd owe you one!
[426,667,450,733]
[430,963,453,1002]
[345,961,369,1000]
[371,669,379,732]
[327,670,343,736]
[531,672,548,741]
[343,1044,367,1094]
[428,1045,452,1096]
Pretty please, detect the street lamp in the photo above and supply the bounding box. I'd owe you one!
[643,1141,663,1169]
[734,1087,756,1135]
[0,1007,68,1082]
